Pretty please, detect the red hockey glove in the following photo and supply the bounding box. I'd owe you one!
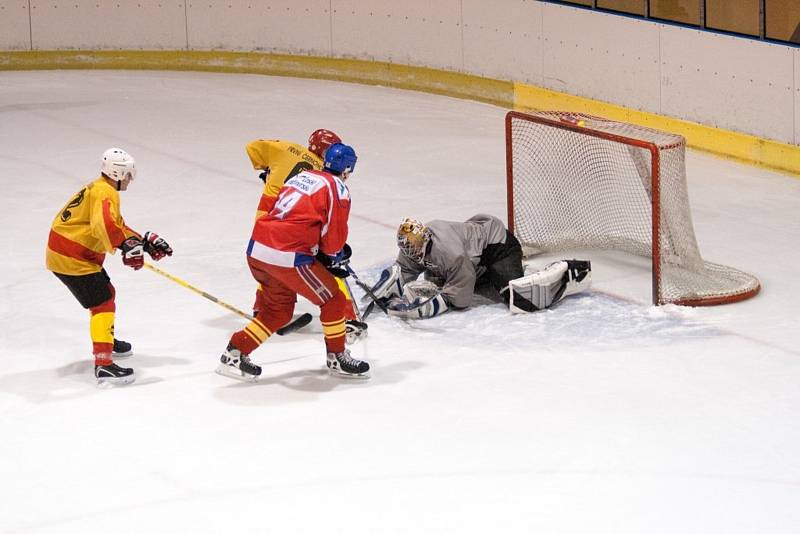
[143,232,173,261]
[120,236,144,270]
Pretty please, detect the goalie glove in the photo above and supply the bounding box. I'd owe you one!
[507,259,591,313]
[385,280,449,319]
[143,231,173,261]
[119,236,145,270]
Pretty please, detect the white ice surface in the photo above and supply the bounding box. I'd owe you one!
[1,70,800,533]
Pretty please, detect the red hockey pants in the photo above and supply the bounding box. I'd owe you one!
[229,257,348,356]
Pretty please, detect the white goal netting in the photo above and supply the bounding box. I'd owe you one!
[506,110,760,305]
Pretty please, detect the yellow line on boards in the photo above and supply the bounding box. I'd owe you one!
[1,50,796,176]
[0,50,514,108]
[513,83,800,177]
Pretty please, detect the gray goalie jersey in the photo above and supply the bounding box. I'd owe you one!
[396,214,508,309]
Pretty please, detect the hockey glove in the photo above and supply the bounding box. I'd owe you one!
[143,231,173,261]
[120,236,145,270]
[316,243,352,278]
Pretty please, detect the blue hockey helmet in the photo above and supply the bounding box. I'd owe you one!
[324,143,357,175]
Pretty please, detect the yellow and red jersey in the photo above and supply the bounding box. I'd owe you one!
[245,139,324,219]
[46,176,139,275]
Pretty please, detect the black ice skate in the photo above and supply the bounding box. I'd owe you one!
[216,344,261,381]
[113,339,133,358]
[326,349,370,378]
[95,362,136,386]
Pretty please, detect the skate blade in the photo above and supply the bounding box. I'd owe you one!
[215,364,259,382]
[96,374,136,387]
[327,368,370,380]
[112,350,133,358]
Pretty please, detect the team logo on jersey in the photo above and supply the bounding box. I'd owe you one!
[286,172,325,195]
[334,177,350,201]
[60,188,86,222]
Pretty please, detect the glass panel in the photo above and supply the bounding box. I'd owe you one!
[705,0,760,37]
[766,0,800,43]
[650,0,700,26]
[597,0,646,16]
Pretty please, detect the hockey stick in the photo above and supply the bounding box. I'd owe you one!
[344,265,389,315]
[276,312,313,335]
[361,301,377,321]
[143,262,311,334]
[144,262,252,320]
[339,276,369,343]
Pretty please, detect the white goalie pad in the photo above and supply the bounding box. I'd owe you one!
[365,264,404,302]
[386,280,449,319]
[508,260,592,313]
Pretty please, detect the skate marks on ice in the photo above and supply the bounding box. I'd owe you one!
[0,353,191,402]
[213,358,424,407]
[0,99,98,114]
[434,295,724,351]
[351,266,723,353]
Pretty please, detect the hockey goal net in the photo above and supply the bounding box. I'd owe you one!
[505,110,760,306]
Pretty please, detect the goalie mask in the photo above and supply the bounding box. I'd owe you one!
[397,217,431,264]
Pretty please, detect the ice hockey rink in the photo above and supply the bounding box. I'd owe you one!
[1,70,799,533]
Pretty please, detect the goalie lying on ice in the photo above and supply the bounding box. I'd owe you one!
[369,214,592,319]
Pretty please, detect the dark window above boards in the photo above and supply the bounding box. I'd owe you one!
[545,0,800,45]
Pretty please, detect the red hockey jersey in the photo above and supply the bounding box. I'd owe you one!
[247,170,351,267]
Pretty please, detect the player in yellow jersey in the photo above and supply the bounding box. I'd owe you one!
[244,130,366,342]
[46,148,173,385]
[245,130,337,218]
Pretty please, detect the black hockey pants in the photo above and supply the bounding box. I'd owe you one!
[477,231,524,303]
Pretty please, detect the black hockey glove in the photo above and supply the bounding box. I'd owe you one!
[316,243,352,278]
[120,236,144,270]
[143,231,173,261]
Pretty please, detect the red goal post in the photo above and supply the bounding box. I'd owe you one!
[505,110,760,306]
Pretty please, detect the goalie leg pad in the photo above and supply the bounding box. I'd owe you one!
[564,259,592,296]
[387,293,448,319]
[365,264,404,302]
[507,259,591,313]
[386,280,449,319]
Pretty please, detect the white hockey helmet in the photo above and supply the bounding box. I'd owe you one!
[397,217,431,263]
[101,148,136,182]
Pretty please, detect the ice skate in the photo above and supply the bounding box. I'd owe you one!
[95,362,136,386]
[112,339,133,358]
[326,349,370,378]
[216,344,261,381]
[345,320,368,345]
